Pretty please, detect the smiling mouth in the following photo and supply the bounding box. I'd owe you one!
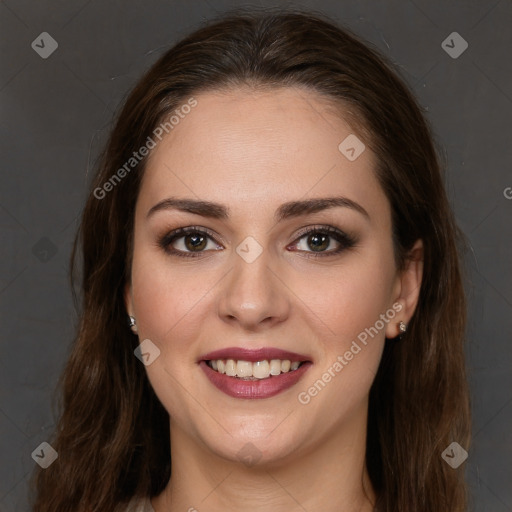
[205,359,306,380]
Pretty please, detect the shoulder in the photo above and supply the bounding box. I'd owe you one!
[124,496,155,512]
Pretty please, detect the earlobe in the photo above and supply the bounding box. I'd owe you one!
[124,282,138,334]
[386,239,424,339]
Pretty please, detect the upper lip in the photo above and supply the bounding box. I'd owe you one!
[199,347,312,363]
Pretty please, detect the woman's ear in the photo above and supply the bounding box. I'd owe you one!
[385,239,424,339]
[125,282,138,334]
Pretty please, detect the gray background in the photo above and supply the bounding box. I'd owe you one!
[1,0,511,510]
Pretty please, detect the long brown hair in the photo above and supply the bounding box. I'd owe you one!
[32,8,471,511]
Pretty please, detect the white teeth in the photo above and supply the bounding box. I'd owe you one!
[236,360,252,377]
[270,359,282,375]
[225,359,236,377]
[208,358,304,378]
[253,360,270,379]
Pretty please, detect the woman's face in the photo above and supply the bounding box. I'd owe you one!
[126,86,416,465]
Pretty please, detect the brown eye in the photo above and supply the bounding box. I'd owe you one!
[158,227,222,258]
[290,226,357,257]
[306,232,330,252]
[183,232,208,251]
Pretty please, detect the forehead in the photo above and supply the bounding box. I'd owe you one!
[137,87,389,225]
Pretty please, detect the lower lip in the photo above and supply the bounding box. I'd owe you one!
[199,360,312,399]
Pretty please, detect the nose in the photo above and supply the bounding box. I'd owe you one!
[217,247,291,331]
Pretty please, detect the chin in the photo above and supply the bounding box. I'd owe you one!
[202,424,305,468]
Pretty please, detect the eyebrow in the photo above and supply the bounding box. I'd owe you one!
[146,196,370,222]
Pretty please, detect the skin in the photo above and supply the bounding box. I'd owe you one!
[125,86,423,512]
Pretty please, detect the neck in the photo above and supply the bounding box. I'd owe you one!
[153,407,376,512]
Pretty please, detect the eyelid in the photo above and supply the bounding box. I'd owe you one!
[293,224,345,240]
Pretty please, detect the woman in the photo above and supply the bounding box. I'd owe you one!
[32,9,471,512]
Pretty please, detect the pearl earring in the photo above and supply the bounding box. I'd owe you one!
[128,315,137,333]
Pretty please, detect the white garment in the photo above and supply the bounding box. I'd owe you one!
[125,496,155,512]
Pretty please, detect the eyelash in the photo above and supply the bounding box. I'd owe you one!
[157,225,357,259]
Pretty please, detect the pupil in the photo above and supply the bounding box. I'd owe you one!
[186,233,206,251]
[309,233,328,251]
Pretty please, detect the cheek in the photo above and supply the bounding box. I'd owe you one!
[292,250,396,348]
[130,248,212,344]
[130,253,208,414]
[294,270,391,421]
